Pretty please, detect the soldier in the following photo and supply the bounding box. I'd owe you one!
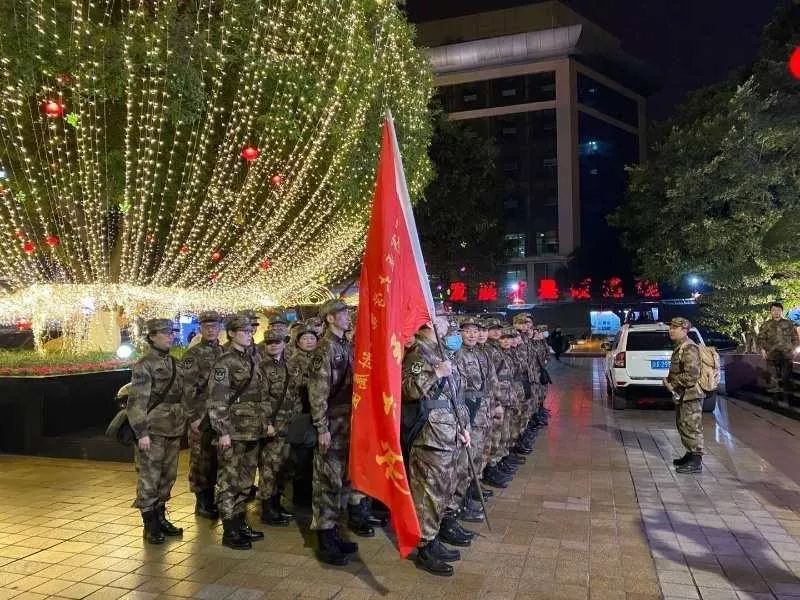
[665,317,705,474]
[757,302,800,401]
[257,329,298,526]
[128,318,186,545]
[308,299,363,566]
[305,316,325,338]
[207,316,267,550]
[182,310,225,520]
[403,317,471,576]
[268,314,291,341]
[287,325,319,506]
[449,317,497,521]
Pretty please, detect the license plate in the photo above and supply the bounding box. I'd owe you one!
[651,360,670,370]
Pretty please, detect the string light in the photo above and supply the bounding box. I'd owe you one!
[0,0,434,349]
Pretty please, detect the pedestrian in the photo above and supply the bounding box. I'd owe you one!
[207,315,266,549]
[257,329,298,526]
[128,318,186,545]
[756,302,799,402]
[402,316,471,576]
[550,327,564,361]
[665,317,705,474]
[182,310,225,520]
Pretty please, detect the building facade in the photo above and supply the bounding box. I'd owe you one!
[416,2,653,306]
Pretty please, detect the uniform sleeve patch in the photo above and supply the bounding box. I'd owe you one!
[411,361,423,375]
[213,367,227,383]
[181,357,194,370]
[311,355,324,372]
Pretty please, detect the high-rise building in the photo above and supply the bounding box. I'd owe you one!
[416,1,654,305]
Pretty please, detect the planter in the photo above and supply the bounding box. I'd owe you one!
[723,352,800,418]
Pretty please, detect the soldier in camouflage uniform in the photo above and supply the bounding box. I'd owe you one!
[308,299,362,566]
[287,325,319,506]
[665,317,705,474]
[182,310,224,520]
[257,329,299,526]
[530,321,551,426]
[305,316,324,338]
[402,317,471,576]
[128,319,186,545]
[757,302,800,401]
[207,316,267,550]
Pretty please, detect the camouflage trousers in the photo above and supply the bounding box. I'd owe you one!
[449,402,489,510]
[188,425,217,494]
[257,435,290,500]
[133,435,181,510]
[217,439,260,520]
[676,400,704,454]
[492,404,514,465]
[311,413,353,530]
[487,404,505,467]
[409,410,459,543]
[510,385,527,443]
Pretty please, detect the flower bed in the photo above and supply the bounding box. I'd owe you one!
[0,351,134,377]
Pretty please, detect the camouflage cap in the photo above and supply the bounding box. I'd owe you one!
[669,317,692,329]
[198,310,221,324]
[146,318,178,335]
[263,329,286,344]
[269,314,289,326]
[512,313,528,325]
[225,315,251,332]
[484,318,504,330]
[236,310,260,326]
[500,327,517,338]
[295,325,318,340]
[304,316,323,328]
[460,316,481,329]
[446,321,461,336]
[319,299,348,318]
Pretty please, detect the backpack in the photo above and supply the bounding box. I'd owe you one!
[698,345,721,393]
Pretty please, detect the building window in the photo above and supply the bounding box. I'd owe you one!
[504,233,526,259]
[526,72,556,102]
[577,73,639,127]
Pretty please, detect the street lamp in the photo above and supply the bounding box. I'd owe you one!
[689,276,700,287]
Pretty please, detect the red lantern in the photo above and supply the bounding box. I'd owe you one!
[22,241,36,255]
[179,244,189,254]
[43,100,64,118]
[270,174,283,186]
[790,47,800,80]
[45,234,60,248]
[209,272,218,282]
[210,250,222,263]
[241,145,260,162]
[259,258,271,271]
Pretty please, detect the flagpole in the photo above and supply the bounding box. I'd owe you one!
[431,327,492,532]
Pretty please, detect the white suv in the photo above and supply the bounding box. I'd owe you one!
[603,322,716,412]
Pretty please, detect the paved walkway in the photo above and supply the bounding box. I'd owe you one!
[3,359,800,599]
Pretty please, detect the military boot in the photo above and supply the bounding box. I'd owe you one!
[316,528,349,566]
[222,516,251,550]
[431,536,461,562]
[415,541,454,576]
[331,525,359,554]
[272,495,295,520]
[360,498,388,527]
[675,453,702,474]
[672,452,692,466]
[467,481,492,502]
[260,498,290,526]
[439,516,472,547]
[156,504,183,537]
[458,500,485,524]
[347,501,376,537]
[141,509,165,545]
[506,453,526,465]
[238,514,264,540]
[482,466,510,488]
[195,489,219,520]
[498,458,518,474]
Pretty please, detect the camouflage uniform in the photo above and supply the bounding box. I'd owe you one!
[486,336,514,467]
[402,334,465,543]
[666,325,705,454]
[207,342,268,521]
[258,334,301,502]
[757,316,799,396]
[128,335,186,512]
[309,322,354,531]
[182,314,224,496]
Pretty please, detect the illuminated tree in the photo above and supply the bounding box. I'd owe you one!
[0,0,433,343]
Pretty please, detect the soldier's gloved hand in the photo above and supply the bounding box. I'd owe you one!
[318,431,331,454]
[138,435,151,451]
[218,434,232,450]
[190,418,202,434]
[434,360,452,378]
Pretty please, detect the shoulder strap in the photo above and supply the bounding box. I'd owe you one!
[146,356,177,414]
[270,361,291,425]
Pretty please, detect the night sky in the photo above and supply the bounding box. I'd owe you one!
[406,0,782,121]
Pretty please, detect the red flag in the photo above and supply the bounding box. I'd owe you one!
[349,112,435,558]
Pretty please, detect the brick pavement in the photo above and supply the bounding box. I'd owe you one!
[1,359,800,599]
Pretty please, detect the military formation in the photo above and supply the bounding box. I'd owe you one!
[126,304,552,576]
[401,312,552,576]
